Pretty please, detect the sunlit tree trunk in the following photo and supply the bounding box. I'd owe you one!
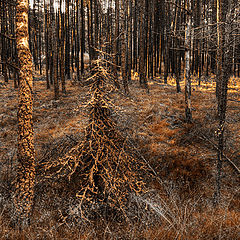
[14,0,35,226]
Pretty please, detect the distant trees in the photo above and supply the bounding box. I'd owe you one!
[1,0,240,90]
[2,0,239,99]
[14,0,35,226]
[0,0,18,86]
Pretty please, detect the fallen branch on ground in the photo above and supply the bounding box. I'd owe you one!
[197,133,240,175]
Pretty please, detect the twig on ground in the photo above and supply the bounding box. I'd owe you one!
[197,134,240,174]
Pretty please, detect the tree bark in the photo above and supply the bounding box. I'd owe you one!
[214,0,231,206]
[114,0,120,77]
[14,0,35,227]
[139,0,149,91]
[44,0,50,89]
[80,0,85,74]
[51,0,59,100]
[184,7,192,123]
[60,0,66,93]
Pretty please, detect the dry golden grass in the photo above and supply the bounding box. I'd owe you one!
[0,73,239,239]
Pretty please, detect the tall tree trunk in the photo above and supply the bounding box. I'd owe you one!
[49,2,53,85]
[80,0,85,74]
[114,0,120,77]
[51,0,59,100]
[133,0,138,72]
[89,0,95,60]
[38,0,42,75]
[214,0,231,206]
[216,0,222,102]
[60,0,66,93]
[76,0,80,81]
[65,0,71,79]
[94,0,99,57]
[71,2,75,74]
[14,0,35,226]
[174,0,181,93]
[122,0,129,94]
[164,2,170,84]
[1,0,8,83]
[184,8,192,123]
[44,0,50,89]
[129,0,133,73]
[139,0,149,91]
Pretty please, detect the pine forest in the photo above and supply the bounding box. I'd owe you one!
[0,0,240,239]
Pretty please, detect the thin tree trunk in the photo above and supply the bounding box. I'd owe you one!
[122,0,129,94]
[1,0,8,83]
[184,8,192,123]
[65,0,71,79]
[44,0,50,89]
[60,0,66,92]
[80,0,85,74]
[76,0,80,81]
[139,0,149,91]
[216,0,222,102]
[51,0,59,100]
[71,1,75,74]
[38,0,42,75]
[114,0,120,77]
[133,0,138,72]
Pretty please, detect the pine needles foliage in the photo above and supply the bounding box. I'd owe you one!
[43,60,146,218]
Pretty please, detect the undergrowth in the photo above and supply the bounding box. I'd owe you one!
[0,71,239,239]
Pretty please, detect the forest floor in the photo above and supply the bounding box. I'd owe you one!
[0,71,239,239]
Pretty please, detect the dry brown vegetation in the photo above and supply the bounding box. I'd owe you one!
[0,72,239,239]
